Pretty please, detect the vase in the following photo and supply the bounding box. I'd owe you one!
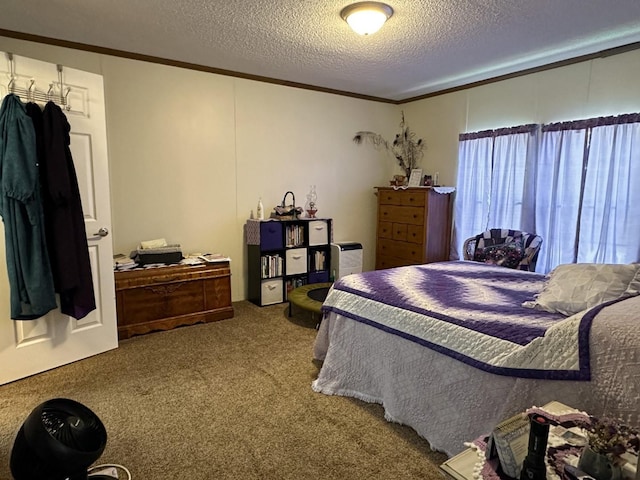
[305,185,318,218]
[577,447,622,480]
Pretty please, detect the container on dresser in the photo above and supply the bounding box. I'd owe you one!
[114,261,233,339]
[375,187,453,269]
[246,218,332,306]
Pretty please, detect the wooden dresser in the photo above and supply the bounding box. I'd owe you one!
[115,262,233,339]
[375,187,453,269]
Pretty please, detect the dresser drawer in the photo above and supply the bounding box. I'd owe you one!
[261,279,283,305]
[308,220,330,246]
[377,238,423,263]
[379,205,425,225]
[378,189,427,207]
[376,254,416,270]
[392,223,408,241]
[285,248,307,275]
[407,224,424,244]
[378,221,393,239]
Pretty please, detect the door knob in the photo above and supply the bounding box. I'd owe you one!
[88,227,109,240]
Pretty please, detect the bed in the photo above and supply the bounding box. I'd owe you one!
[312,261,640,457]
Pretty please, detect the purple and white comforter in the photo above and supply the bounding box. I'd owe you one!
[313,261,640,456]
[321,261,607,380]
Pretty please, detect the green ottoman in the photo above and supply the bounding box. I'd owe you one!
[288,282,333,319]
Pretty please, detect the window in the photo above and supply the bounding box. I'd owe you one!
[453,114,640,272]
[451,125,537,261]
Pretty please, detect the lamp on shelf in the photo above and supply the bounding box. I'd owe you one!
[340,1,394,35]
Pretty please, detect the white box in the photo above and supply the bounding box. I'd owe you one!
[285,248,307,275]
[261,279,283,305]
[308,220,330,246]
[330,242,363,279]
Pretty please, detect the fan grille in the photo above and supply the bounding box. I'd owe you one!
[41,405,106,452]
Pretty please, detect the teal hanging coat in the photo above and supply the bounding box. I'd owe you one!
[0,94,57,320]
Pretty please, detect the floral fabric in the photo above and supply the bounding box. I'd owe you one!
[470,229,542,271]
[473,238,525,268]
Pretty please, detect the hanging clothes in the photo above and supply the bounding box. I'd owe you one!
[29,101,96,320]
[0,94,57,320]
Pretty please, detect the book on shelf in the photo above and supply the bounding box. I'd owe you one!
[285,278,306,297]
[261,254,282,278]
[285,224,305,247]
[310,250,327,272]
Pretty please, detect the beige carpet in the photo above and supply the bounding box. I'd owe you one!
[0,301,448,479]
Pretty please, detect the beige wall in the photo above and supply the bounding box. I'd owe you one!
[403,48,640,186]
[1,36,639,303]
[0,36,397,301]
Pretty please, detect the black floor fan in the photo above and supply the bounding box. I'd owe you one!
[10,398,118,480]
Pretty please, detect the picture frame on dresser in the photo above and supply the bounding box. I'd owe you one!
[408,168,423,187]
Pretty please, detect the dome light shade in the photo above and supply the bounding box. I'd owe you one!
[341,2,393,36]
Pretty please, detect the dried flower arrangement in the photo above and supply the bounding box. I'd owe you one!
[353,111,425,178]
[581,416,640,463]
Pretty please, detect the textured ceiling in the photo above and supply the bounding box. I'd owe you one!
[1,0,640,102]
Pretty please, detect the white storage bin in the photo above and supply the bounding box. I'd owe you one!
[261,279,283,305]
[286,248,307,275]
[308,220,330,246]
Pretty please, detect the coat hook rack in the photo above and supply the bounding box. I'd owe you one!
[7,52,16,93]
[4,52,74,111]
[27,79,36,102]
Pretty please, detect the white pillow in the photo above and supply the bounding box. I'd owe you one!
[522,263,640,316]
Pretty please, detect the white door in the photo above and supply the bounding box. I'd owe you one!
[0,52,117,385]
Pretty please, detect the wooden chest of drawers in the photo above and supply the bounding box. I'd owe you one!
[375,187,452,269]
[115,262,233,339]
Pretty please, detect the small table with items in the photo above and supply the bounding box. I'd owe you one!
[440,401,639,480]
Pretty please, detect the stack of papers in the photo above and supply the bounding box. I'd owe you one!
[113,253,136,267]
[182,253,231,265]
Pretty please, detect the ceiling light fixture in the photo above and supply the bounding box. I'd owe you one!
[340,2,394,36]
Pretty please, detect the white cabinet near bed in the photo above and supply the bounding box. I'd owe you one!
[375,187,453,269]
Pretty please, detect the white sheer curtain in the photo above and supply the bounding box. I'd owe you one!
[454,116,640,272]
[488,132,533,230]
[577,121,640,263]
[451,128,536,260]
[451,136,492,260]
[534,128,586,273]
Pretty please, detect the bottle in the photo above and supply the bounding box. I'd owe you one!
[257,197,264,220]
